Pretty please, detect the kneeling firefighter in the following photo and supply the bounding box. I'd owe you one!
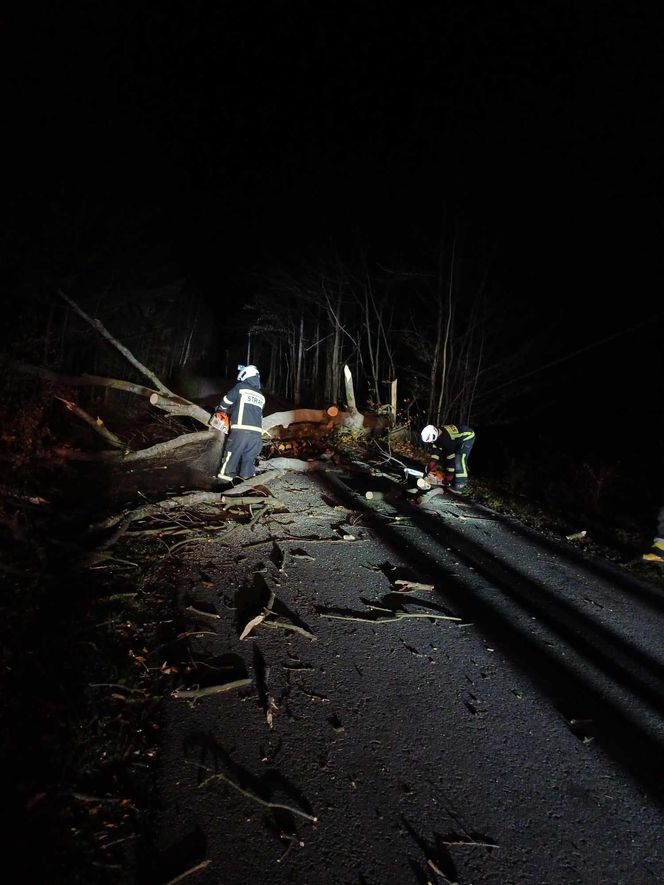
[214,365,266,483]
[420,423,476,493]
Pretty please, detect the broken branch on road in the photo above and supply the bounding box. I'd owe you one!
[171,679,252,699]
[319,610,461,624]
[197,771,317,823]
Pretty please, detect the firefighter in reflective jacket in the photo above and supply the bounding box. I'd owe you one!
[216,365,266,483]
[420,424,476,493]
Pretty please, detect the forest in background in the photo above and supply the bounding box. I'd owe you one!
[3,194,565,428]
[2,202,660,538]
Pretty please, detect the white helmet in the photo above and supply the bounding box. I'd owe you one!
[237,364,259,381]
[421,424,439,443]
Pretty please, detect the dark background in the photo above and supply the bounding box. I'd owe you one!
[2,1,663,481]
[3,8,664,879]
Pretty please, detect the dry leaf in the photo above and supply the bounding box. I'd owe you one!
[240,612,267,640]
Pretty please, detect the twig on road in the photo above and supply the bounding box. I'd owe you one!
[171,679,251,699]
[260,619,317,640]
[198,771,317,822]
[321,611,461,624]
[162,860,211,885]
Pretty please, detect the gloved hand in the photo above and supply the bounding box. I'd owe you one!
[427,460,438,475]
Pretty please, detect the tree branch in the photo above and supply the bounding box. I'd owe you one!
[57,289,175,395]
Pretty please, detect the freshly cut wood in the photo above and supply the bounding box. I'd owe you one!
[263,408,387,435]
[262,367,369,433]
[365,490,399,501]
[364,489,403,502]
[262,408,339,431]
[342,365,365,430]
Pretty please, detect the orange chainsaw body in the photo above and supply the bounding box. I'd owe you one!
[209,411,230,434]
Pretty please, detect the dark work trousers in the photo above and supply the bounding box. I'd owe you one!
[434,425,476,490]
[218,430,263,479]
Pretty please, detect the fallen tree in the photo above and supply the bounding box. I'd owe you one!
[13,293,391,489]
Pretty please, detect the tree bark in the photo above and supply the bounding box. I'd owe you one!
[148,393,211,426]
[120,431,215,462]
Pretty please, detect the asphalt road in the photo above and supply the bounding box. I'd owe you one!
[144,466,664,885]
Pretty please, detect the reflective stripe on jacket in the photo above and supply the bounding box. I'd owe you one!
[429,424,475,463]
[442,424,475,442]
[217,378,265,433]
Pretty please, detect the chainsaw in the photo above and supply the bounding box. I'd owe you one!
[403,465,448,490]
[208,410,230,435]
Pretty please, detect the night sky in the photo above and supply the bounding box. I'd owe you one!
[3,2,663,442]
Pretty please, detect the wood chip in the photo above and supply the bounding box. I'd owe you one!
[394,579,435,593]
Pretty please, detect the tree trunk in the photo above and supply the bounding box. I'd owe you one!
[342,365,365,431]
[294,313,304,406]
